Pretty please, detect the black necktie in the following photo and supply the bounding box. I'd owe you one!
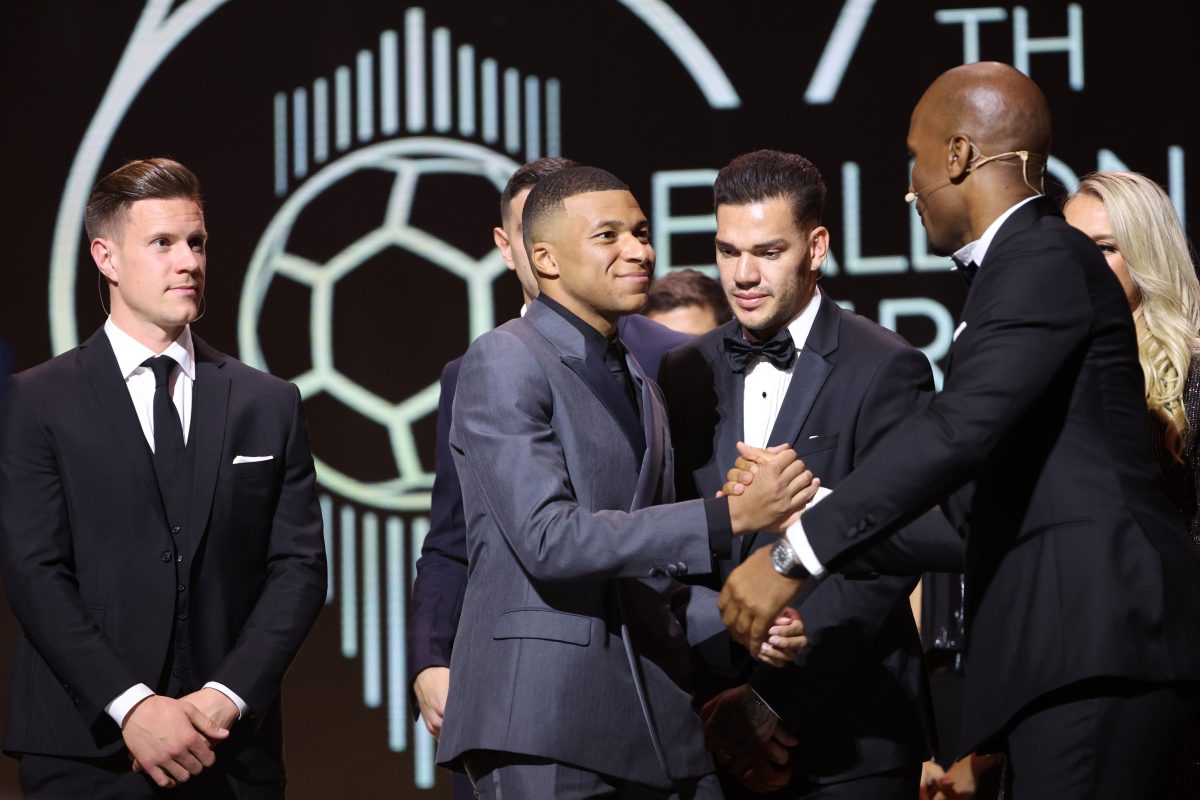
[142,355,184,471]
[724,329,796,373]
[604,339,639,412]
[954,257,980,287]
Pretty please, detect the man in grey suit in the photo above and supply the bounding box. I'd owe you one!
[436,165,817,798]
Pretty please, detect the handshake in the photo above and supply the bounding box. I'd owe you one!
[719,442,822,663]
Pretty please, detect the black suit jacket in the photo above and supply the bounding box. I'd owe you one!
[800,198,1200,751]
[659,293,960,784]
[0,329,327,780]
[407,314,691,687]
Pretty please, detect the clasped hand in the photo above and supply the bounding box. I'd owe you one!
[718,443,819,657]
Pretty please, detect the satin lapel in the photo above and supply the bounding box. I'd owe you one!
[76,329,169,531]
[709,326,746,565]
[629,356,662,511]
[559,354,647,461]
[185,339,230,564]
[739,298,836,560]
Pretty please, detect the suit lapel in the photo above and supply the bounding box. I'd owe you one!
[525,303,647,460]
[739,294,838,560]
[76,329,169,531]
[629,355,663,511]
[185,337,230,564]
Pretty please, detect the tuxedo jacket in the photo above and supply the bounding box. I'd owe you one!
[407,314,690,689]
[799,197,1200,751]
[436,302,715,790]
[660,292,961,784]
[0,329,327,779]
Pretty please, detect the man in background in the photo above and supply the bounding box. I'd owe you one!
[643,268,732,335]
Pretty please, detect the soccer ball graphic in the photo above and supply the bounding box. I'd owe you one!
[239,138,521,510]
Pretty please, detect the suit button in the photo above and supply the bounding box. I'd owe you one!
[648,567,667,578]
[864,515,875,526]
[674,562,688,576]
[177,584,186,592]
[161,551,172,563]
[665,564,680,577]
[178,641,187,649]
[176,554,183,563]
[171,526,181,535]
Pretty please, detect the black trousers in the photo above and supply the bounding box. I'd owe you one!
[717,762,920,800]
[1005,679,1196,800]
[462,750,723,799]
[18,751,283,800]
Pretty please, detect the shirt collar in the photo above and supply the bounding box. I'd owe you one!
[104,317,196,381]
[952,195,1039,269]
[534,295,616,361]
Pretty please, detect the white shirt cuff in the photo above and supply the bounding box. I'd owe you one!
[106,683,155,728]
[203,681,248,718]
[785,486,832,578]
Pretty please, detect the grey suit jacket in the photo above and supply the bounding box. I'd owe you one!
[436,301,717,789]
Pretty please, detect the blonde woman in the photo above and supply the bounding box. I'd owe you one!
[1065,170,1200,800]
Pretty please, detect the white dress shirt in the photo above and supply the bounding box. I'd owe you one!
[788,195,1040,577]
[101,318,247,727]
[730,291,832,575]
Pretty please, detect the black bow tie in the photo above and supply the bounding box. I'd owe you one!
[724,329,796,373]
[954,257,980,287]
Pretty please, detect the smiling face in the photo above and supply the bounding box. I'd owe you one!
[92,197,207,348]
[715,197,827,340]
[530,189,653,334]
[1064,194,1138,309]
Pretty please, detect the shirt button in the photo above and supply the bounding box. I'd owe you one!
[161,551,172,563]
[178,613,187,621]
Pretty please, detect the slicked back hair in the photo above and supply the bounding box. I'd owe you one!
[85,157,203,241]
[713,149,827,230]
[500,156,581,224]
[521,166,630,255]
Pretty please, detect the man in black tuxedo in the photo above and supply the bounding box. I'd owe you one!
[659,150,961,799]
[408,157,690,798]
[718,63,1200,799]
[0,158,327,798]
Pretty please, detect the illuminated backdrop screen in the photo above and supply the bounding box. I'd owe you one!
[0,1,1194,797]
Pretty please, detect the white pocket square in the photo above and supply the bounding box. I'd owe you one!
[232,455,274,464]
[953,321,968,341]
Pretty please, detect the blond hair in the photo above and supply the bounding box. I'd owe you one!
[1070,171,1200,460]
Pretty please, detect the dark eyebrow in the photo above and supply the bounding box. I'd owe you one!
[590,219,624,232]
[751,239,789,250]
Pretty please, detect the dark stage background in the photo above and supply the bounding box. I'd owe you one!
[0,1,1194,797]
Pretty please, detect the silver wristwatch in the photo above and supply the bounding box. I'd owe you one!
[770,537,810,579]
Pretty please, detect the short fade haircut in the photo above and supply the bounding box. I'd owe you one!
[522,166,629,255]
[500,156,581,224]
[85,157,203,241]
[713,149,826,230]
[644,269,732,324]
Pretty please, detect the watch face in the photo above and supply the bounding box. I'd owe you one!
[771,540,793,572]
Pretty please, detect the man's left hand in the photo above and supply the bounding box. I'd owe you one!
[719,546,806,653]
[702,685,796,793]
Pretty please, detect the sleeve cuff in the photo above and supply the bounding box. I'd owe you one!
[785,486,833,578]
[106,683,155,728]
[203,681,248,719]
[703,496,733,560]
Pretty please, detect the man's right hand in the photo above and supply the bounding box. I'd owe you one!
[413,666,450,737]
[726,442,818,535]
[121,695,228,788]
